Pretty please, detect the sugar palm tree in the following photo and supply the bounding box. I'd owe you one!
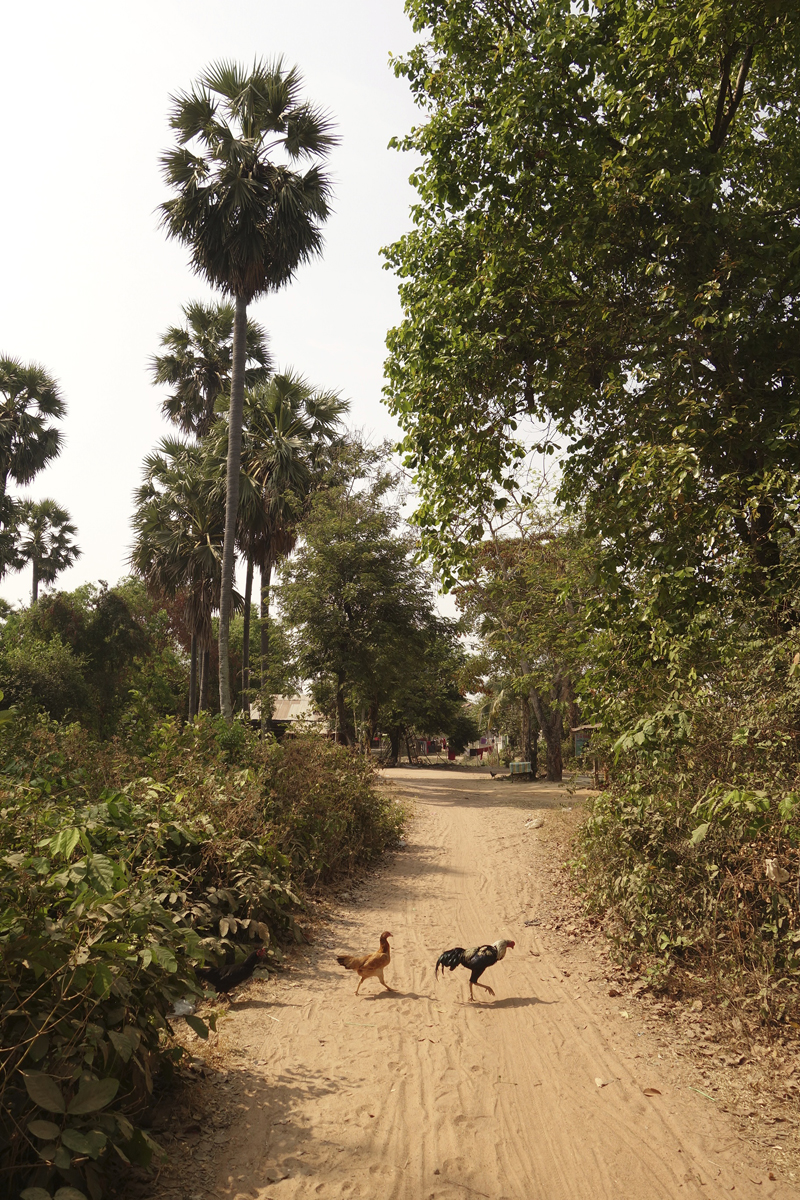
[0,358,66,577]
[131,439,226,718]
[159,58,336,721]
[205,373,346,716]
[241,375,346,715]
[16,498,80,602]
[151,301,271,438]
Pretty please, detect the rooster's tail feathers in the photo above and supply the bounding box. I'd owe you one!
[435,947,466,977]
[337,954,357,970]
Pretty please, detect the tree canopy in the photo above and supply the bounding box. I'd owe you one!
[278,448,471,757]
[385,0,800,601]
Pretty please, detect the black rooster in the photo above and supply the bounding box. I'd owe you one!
[195,946,267,995]
[435,939,515,1001]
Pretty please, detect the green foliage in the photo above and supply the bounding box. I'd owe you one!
[279,447,468,755]
[0,583,186,736]
[385,1,800,594]
[444,708,479,756]
[0,713,402,1198]
[454,500,594,779]
[0,634,89,723]
[573,628,800,1024]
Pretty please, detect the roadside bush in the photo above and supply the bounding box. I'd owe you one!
[0,584,187,738]
[574,633,800,1029]
[0,714,402,1200]
[0,634,90,722]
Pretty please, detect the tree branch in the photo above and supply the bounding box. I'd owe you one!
[710,43,755,153]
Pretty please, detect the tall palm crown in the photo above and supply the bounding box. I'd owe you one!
[151,301,271,438]
[237,372,348,569]
[159,58,336,722]
[0,358,67,578]
[131,438,225,651]
[131,438,230,717]
[16,498,80,603]
[159,59,336,303]
[0,358,65,496]
[205,372,347,716]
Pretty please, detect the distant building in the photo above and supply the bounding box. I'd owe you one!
[248,694,326,733]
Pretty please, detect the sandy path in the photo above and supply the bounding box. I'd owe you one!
[196,769,792,1200]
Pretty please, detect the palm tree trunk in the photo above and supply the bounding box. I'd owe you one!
[241,558,253,717]
[31,559,39,604]
[218,293,248,722]
[199,648,210,712]
[260,558,272,736]
[188,633,198,720]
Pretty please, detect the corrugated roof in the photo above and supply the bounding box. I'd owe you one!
[249,695,321,723]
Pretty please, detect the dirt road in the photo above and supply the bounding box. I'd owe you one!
[172,769,795,1200]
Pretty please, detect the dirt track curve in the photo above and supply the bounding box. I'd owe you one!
[167,768,796,1200]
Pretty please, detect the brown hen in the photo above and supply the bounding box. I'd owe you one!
[336,931,392,994]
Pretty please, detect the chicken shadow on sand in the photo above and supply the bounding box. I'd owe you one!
[461,995,552,1010]
[362,988,432,1002]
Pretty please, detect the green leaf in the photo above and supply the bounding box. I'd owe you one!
[150,943,178,972]
[87,854,117,893]
[690,823,710,846]
[50,827,81,859]
[61,1126,106,1158]
[28,1118,62,1140]
[61,1128,94,1155]
[53,1146,71,1169]
[21,1190,54,1200]
[107,1029,134,1062]
[83,1129,108,1159]
[67,1076,120,1115]
[54,1189,89,1200]
[28,1033,51,1062]
[22,1071,66,1114]
[184,1015,210,1039]
[92,962,113,998]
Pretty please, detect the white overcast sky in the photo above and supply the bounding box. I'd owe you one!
[0,0,421,606]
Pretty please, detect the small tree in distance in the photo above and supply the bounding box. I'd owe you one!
[0,358,66,577]
[16,498,80,603]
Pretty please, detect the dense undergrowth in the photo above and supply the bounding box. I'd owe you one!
[0,714,403,1200]
[573,633,800,1034]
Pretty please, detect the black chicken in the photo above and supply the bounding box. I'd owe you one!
[435,939,515,1001]
[195,946,267,995]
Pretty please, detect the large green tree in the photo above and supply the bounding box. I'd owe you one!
[0,358,66,576]
[385,0,800,606]
[151,301,271,438]
[455,504,593,780]
[279,454,468,752]
[160,59,336,722]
